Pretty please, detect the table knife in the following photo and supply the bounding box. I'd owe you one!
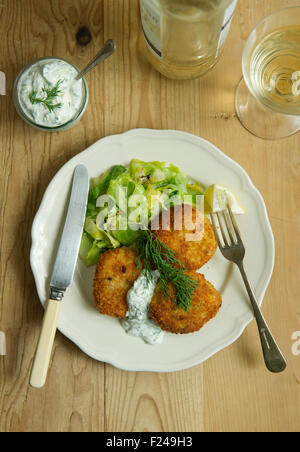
[30,164,89,389]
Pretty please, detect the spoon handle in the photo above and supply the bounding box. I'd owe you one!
[75,39,116,80]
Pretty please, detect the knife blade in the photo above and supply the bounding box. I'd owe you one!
[30,164,89,388]
[50,164,89,297]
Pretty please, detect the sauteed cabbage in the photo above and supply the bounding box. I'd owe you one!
[79,159,204,266]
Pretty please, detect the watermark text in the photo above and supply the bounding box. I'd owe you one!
[94,188,205,242]
[291,331,300,356]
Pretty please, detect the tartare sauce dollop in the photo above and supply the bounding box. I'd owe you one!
[18,59,84,127]
[121,270,164,345]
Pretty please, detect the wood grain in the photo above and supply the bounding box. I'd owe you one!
[0,0,299,432]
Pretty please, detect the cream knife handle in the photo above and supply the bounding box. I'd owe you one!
[30,299,61,389]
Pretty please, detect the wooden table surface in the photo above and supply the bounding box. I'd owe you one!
[0,0,299,433]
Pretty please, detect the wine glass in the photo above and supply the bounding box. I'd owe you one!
[235,7,300,140]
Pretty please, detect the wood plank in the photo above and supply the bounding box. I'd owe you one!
[0,0,106,433]
[201,0,300,432]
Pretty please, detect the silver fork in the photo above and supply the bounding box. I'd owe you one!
[210,204,286,373]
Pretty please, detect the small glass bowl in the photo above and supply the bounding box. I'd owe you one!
[13,57,89,132]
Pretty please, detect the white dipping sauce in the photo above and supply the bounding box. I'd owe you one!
[18,59,84,127]
[121,270,164,345]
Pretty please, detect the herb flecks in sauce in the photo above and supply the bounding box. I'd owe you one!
[29,79,63,112]
[121,270,164,345]
[18,59,84,127]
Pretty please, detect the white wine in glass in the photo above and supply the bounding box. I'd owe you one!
[235,8,300,140]
[250,26,300,116]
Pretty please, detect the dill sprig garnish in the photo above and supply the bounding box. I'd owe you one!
[29,79,63,112]
[134,229,198,311]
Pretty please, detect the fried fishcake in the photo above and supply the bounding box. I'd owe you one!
[93,247,140,318]
[152,204,217,270]
[149,272,222,334]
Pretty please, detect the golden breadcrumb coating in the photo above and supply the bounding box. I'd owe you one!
[149,272,222,334]
[93,247,140,318]
[152,204,217,271]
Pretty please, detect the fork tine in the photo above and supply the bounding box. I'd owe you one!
[216,212,229,247]
[210,213,223,248]
[222,210,236,244]
[227,202,242,242]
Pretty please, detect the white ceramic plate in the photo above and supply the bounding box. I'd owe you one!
[30,129,275,372]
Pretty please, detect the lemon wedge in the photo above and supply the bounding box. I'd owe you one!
[204,184,246,214]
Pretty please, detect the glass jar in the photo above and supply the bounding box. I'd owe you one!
[140,0,238,80]
[13,57,89,132]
